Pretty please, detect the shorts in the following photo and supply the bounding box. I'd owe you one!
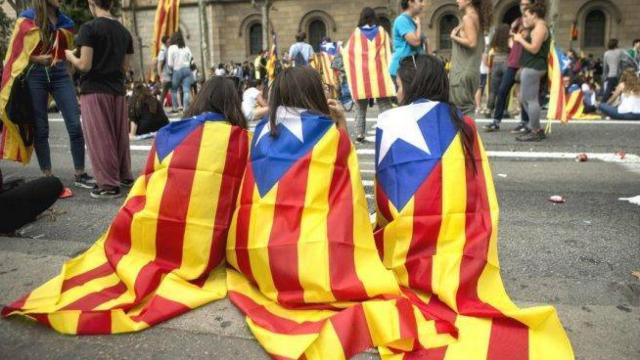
[479,74,488,89]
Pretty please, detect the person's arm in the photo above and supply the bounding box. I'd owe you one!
[157,48,165,75]
[65,46,93,72]
[30,54,53,66]
[167,46,175,69]
[451,13,479,49]
[602,52,609,78]
[402,16,422,47]
[514,22,546,54]
[607,82,625,105]
[256,92,268,107]
[327,98,347,130]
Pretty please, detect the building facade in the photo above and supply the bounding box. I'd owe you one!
[3,0,638,79]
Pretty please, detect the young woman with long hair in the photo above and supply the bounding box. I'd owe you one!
[449,0,492,117]
[486,23,511,115]
[128,82,169,139]
[167,31,195,113]
[1,0,93,187]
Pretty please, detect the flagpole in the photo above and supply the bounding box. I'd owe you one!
[197,0,207,78]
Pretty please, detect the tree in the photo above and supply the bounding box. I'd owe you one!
[1,0,15,62]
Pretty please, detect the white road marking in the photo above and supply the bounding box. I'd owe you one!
[618,196,640,206]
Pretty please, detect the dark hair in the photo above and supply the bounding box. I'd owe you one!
[129,82,160,120]
[397,54,476,167]
[607,38,619,50]
[185,76,247,129]
[358,7,378,27]
[295,32,307,42]
[634,39,640,46]
[400,0,412,10]
[267,66,330,136]
[161,35,170,45]
[171,31,185,48]
[93,0,114,10]
[525,2,546,19]
[490,23,510,54]
[469,0,492,31]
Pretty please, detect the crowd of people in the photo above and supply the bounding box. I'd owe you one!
[1,0,640,232]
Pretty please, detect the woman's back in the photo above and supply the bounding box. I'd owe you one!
[168,45,192,70]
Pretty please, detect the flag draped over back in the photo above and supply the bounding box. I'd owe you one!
[374,100,574,359]
[0,11,74,164]
[225,107,457,359]
[3,114,249,334]
[152,0,180,60]
[547,41,569,122]
[343,26,396,101]
[311,52,339,97]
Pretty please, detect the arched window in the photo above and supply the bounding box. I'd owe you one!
[584,9,606,48]
[249,23,263,55]
[308,19,327,51]
[438,14,459,50]
[378,16,392,35]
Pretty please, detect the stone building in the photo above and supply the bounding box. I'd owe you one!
[3,0,638,79]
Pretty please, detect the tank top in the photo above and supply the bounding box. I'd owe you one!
[451,27,485,79]
[521,28,551,71]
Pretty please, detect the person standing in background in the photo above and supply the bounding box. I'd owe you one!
[288,32,314,67]
[65,0,134,199]
[485,23,511,121]
[484,0,531,132]
[389,0,426,79]
[156,35,172,109]
[167,31,195,114]
[602,39,625,102]
[449,0,491,117]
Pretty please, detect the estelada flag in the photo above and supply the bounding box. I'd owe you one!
[226,106,456,359]
[0,9,74,164]
[374,100,574,359]
[311,52,339,96]
[343,26,396,100]
[2,113,249,334]
[152,0,180,60]
[547,41,568,123]
[565,84,585,120]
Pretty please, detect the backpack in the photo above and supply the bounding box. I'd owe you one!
[293,48,308,67]
[6,69,35,146]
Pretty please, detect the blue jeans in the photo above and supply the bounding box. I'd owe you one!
[26,63,85,172]
[598,103,640,120]
[492,67,529,125]
[171,67,194,112]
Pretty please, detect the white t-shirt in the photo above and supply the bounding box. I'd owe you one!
[167,45,193,70]
[242,87,261,120]
[214,68,226,76]
[618,93,640,114]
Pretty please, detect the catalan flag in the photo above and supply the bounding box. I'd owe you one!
[0,9,74,164]
[152,0,180,60]
[2,113,249,334]
[547,41,568,122]
[311,51,339,97]
[565,84,585,120]
[225,106,455,359]
[374,100,574,359]
[343,26,396,101]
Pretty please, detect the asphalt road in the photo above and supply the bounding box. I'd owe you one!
[1,109,639,360]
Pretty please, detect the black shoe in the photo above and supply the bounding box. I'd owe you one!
[510,124,530,134]
[90,187,122,199]
[483,122,500,132]
[120,179,135,188]
[74,173,96,189]
[355,136,367,144]
[516,130,546,142]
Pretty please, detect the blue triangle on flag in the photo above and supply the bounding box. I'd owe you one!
[155,112,226,161]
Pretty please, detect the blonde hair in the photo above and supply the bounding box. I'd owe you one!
[621,70,640,94]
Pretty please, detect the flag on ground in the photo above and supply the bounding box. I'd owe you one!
[1,10,74,164]
[343,26,396,101]
[374,100,574,359]
[3,114,249,334]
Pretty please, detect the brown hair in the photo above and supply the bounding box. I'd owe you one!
[525,2,546,19]
[470,0,492,31]
[185,76,248,129]
[267,66,330,136]
[490,23,511,54]
[129,82,159,119]
[620,70,640,94]
[295,31,307,42]
[33,0,53,50]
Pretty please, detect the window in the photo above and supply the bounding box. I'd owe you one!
[439,14,459,50]
[249,23,263,55]
[584,9,606,48]
[308,19,327,51]
[378,16,392,35]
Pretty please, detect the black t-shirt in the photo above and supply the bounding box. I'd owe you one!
[76,17,134,96]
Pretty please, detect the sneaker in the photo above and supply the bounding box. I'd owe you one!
[510,124,530,134]
[483,122,500,132]
[90,187,122,199]
[120,179,135,188]
[516,130,546,142]
[74,173,96,189]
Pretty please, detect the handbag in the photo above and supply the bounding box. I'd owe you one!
[6,66,35,146]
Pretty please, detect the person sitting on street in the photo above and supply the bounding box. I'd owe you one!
[241,79,268,122]
[128,82,169,140]
[598,70,640,120]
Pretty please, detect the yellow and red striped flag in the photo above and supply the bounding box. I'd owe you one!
[343,26,396,101]
[1,10,74,164]
[311,52,339,96]
[3,113,249,334]
[547,41,568,123]
[374,100,574,359]
[565,84,585,120]
[226,107,456,359]
[151,0,180,60]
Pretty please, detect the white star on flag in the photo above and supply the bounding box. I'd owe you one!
[376,101,437,165]
[255,106,306,144]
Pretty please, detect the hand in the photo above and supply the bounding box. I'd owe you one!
[413,16,421,27]
[31,54,52,66]
[327,99,347,129]
[64,49,75,62]
[513,33,524,44]
[450,25,461,38]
